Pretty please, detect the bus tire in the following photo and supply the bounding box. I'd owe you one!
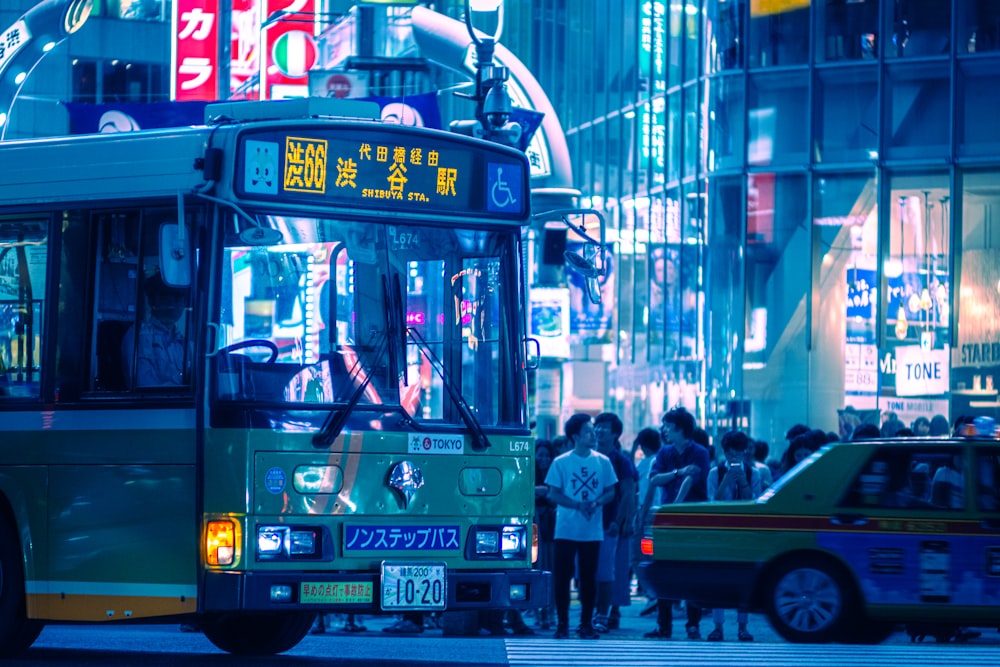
[200,611,315,655]
[0,516,43,658]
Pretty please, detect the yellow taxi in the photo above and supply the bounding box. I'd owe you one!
[638,431,1000,643]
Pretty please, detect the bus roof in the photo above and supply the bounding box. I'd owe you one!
[0,127,211,206]
[0,99,532,221]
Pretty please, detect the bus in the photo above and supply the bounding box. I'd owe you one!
[0,97,556,656]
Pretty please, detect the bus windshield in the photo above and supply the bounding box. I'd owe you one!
[214,213,523,430]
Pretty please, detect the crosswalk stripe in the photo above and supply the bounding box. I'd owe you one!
[505,638,1000,667]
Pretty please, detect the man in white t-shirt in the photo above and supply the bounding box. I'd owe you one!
[544,413,617,640]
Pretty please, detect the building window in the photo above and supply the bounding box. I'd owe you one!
[958,0,1000,53]
[815,0,878,63]
[957,59,1000,158]
[92,0,167,21]
[884,172,951,422]
[886,0,952,58]
[748,72,809,167]
[706,75,745,173]
[705,0,744,73]
[70,60,168,104]
[955,169,1000,420]
[749,2,809,68]
[72,61,98,104]
[813,171,876,438]
[883,62,950,161]
[814,66,878,164]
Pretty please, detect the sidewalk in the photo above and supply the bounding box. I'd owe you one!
[312,594,781,643]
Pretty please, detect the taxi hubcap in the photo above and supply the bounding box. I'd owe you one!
[774,567,842,632]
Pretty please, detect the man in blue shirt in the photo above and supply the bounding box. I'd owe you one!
[641,407,709,640]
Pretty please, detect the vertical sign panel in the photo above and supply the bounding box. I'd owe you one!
[172,0,220,101]
[230,0,261,99]
[639,2,666,187]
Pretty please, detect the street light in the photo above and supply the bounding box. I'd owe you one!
[449,0,522,147]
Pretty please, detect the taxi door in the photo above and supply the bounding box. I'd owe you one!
[974,448,1000,592]
[816,443,973,611]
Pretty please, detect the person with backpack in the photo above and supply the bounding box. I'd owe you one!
[705,430,762,642]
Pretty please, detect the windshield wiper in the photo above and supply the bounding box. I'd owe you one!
[406,326,491,452]
[312,333,387,448]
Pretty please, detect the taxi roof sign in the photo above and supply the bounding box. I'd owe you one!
[958,416,999,438]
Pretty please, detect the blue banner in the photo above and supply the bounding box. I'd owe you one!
[344,525,460,551]
[64,100,209,134]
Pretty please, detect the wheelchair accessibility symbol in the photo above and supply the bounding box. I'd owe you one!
[487,162,522,213]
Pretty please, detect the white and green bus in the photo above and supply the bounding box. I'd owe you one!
[0,98,551,656]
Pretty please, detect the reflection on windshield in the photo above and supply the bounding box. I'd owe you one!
[214,215,521,430]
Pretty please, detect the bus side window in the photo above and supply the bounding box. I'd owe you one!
[92,213,140,392]
[976,451,1000,511]
[90,208,196,393]
[0,220,48,400]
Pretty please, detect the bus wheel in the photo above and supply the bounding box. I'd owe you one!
[200,612,315,655]
[0,517,43,658]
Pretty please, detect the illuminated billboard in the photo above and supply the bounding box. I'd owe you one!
[172,0,220,101]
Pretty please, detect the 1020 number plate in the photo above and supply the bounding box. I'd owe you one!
[380,562,447,610]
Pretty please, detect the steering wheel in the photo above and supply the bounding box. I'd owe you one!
[220,339,279,364]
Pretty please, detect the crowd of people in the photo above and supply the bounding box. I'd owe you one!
[528,407,980,641]
[533,407,774,641]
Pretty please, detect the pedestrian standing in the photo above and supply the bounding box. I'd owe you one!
[640,407,710,640]
[544,413,617,639]
[591,412,637,632]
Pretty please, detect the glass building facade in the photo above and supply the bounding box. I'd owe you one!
[500,0,1000,449]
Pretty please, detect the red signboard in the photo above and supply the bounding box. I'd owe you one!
[172,0,221,101]
[262,0,318,100]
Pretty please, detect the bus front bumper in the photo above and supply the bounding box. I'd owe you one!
[202,568,552,613]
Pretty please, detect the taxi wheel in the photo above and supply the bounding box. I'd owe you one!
[0,515,43,658]
[764,558,854,644]
[200,611,316,655]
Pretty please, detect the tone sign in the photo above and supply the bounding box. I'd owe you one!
[895,346,950,397]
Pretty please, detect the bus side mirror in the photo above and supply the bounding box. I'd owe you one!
[564,246,604,305]
[160,222,191,288]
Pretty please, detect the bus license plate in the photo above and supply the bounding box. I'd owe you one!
[380,562,447,610]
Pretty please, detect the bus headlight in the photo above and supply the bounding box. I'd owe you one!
[256,525,322,560]
[467,525,527,559]
[501,526,523,555]
[476,531,500,554]
[289,529,317,555]
[258,527,286,555]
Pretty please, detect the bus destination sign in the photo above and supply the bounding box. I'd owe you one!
[237,128,527,219]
